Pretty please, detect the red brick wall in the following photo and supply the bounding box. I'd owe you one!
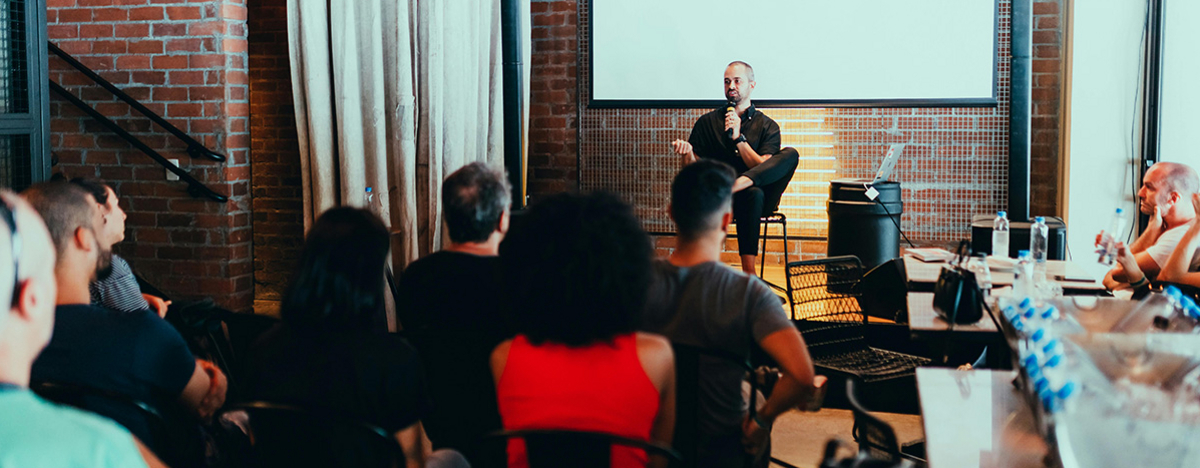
[247,0,301,314]
[528,0,1064,263]
[46,0,253,312]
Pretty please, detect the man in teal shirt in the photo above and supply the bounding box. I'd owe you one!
[0,191,162,468]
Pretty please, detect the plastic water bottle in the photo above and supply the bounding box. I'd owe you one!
[1014,250,1034,301]
[364,187,383,219]
[992,211,1010,258]
[1030,216,1049,276]
[1097,208,1127,266]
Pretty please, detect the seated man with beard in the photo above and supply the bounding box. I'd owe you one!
[22,181,226,464]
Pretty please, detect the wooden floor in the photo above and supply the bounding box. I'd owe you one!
[770,408,924,468]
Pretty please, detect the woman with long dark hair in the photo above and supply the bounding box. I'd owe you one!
[244,207,464,467]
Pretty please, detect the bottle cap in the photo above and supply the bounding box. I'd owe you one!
[1041,306,1058,320]
[1031,328,1045,342]
[1012,318,1025,332]
[998,210,1006,217]
[1035,216,1045,223]
[1164,286,1181,300]
[365,187,373,193]
[1022,354,1039,368]
[1034,377,1050,394]
[1042,339,1061,354]
[1044,354,1063,368]
[1057,381,1076,399]
[1019,250,1031,259]
[1020,297,1032,309]
[1115,208,1124,214]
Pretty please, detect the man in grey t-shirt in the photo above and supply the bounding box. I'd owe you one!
[641,160,816,467]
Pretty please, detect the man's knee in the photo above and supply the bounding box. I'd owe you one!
[735,187,765,205]
[776,147,799,168]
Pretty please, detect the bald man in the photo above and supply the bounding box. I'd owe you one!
[0,191,165,467]
[671,61,800,276]
[1102,162,1199,290]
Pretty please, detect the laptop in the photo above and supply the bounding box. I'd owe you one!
[872,143,906,184]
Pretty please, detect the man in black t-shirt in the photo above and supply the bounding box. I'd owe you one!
[671,61,800,276]
[396,162,513,466]
[22,181,225,462]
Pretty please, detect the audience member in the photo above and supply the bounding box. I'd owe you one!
[396,162,512,465]
[1102,162,1199,290]
[244,207,466,468]
[1115,192,1200,290]
[0,191,165,467]
[493,191,675,468]
[641,160,817,467]
[67,178,169,316]
[23,180,226,461]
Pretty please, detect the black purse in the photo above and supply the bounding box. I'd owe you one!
[932,240,984,324]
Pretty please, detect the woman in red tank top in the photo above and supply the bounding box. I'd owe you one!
[491,192,676,468]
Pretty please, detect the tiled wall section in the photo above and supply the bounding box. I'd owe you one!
[46,0,253,312]
[528,0,1064,265]
[247,0,302,313]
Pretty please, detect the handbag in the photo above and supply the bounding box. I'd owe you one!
[932,240,984,324]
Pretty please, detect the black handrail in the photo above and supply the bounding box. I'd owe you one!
[49,80,228,203]
[48,42,226,163]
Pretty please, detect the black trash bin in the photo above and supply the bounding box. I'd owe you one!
[827,178,903,271]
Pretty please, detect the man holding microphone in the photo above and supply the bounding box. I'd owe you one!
[671,61,799,276]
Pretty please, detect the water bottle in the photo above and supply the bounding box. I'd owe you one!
[1098,208,1127,266]
[1115,286,1186,332]
[364,187,383,219]
[992,211,1010,258]
[1014,250,1034,301]
[1030,216,1049,277]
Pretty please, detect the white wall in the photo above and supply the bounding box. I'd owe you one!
[1160,0,1200,166]
[1067,0,1147,280]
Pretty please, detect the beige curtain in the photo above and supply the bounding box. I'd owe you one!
[288,0,503,265]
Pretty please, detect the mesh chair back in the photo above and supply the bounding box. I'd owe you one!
[846,379,902,463]
[786,256,866,323]
[486,429,681,468]
[227,401,403,468]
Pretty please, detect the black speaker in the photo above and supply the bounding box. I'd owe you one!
[970,215,1066,260]
[853,257,908,323]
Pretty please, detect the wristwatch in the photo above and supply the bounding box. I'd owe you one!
[734,134,748,145]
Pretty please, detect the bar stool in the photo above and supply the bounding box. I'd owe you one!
[758,211,789,296]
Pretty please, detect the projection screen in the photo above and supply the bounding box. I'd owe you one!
[590,0,998,108]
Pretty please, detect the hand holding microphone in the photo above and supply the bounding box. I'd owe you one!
[725,100,741,141]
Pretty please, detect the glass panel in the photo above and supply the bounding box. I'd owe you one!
[0,0,30,115]
[0,134,32,190]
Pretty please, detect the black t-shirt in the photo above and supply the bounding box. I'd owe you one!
[31,304,197,447]
[243,324,432,434]
[396,251,511,460]
[688,104,782,174]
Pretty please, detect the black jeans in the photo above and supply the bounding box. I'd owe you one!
[732,147,799,256]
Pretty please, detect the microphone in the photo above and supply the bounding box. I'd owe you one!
[726,100,736,140]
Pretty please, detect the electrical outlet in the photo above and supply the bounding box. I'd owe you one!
[167,159,180,181]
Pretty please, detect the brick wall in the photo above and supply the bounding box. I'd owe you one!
[247,0,301,314]
[46,0,253,312]
[528,0,1064,264]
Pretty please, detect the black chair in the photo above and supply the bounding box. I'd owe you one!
[167,300,280,402]
[785,256,930,413]
[32,381,190,464]
[485,429,681,468]
[671,343,780,468]
[846,380,925,467]
[222,400,404,468]
[758,211,790,299]
[817,438,917,468]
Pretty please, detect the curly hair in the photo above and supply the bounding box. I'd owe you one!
[500,191,653,347]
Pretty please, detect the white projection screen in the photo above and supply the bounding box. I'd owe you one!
[590,0,998,108]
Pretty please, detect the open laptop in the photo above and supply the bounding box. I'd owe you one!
[872,143,906,184]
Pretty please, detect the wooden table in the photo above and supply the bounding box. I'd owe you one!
[907,292,1000,341]
[917,368,1048,468]
[903,255,1105,294]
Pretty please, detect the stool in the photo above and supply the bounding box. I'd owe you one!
[758,211,789,295]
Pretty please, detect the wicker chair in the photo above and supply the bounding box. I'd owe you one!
[785,256,929,412]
